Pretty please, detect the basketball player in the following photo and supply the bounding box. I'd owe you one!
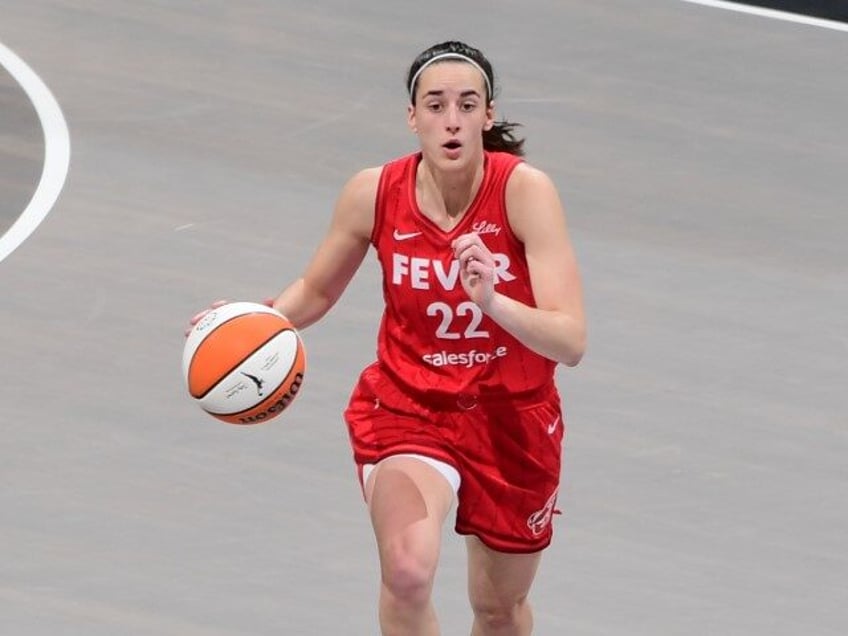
[192,40,585,635]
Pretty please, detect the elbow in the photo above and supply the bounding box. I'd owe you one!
[563,348,584,368]
[564,352,584,368]
[562,327,587,367]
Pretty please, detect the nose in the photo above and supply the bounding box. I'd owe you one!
[445,105,460,133]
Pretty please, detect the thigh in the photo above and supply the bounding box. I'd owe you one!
[367,455,456,573]
[466,535,542,607]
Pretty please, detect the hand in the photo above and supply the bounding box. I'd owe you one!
[451,233,496,310]
[185,297,278,337]
[185,299,229,337]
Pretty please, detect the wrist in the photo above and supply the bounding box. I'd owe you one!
[479,290,502,317]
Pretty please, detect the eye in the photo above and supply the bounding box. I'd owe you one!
[460,101,477,112]
[426,102,443,113]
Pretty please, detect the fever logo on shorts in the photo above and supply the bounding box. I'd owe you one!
[527,489,559,537]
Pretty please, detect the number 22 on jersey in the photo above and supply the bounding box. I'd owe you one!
[427,301,489,340]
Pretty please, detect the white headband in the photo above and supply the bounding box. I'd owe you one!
[408,52,492,101]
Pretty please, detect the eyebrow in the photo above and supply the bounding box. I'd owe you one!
[422,89,482,98]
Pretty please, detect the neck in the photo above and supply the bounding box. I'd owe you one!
[417,154,485,223]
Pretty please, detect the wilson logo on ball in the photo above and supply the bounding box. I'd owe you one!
[237,372,304,424]
[182,301,307,424]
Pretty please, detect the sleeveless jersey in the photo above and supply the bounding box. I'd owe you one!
[371,150,557,401]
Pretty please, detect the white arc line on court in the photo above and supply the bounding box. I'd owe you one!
[0,40,71,263]
[681,0,848,33]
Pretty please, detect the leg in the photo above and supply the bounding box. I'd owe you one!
[365,455,457,636]
[466,535,542,636]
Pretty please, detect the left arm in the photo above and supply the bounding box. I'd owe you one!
[452,163,586,366]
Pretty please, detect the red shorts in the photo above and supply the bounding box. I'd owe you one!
[343,363,565,553]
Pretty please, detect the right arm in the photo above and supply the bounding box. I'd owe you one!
[272,167,380,330]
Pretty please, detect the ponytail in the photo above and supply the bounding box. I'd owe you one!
[484,121,525,157]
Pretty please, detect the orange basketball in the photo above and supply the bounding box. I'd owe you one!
[182,301,306,424]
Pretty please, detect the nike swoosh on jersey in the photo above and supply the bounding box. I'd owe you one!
[393,229,423,241]
[547,416,561,435]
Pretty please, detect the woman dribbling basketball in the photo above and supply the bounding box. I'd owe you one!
[191,40,586,635]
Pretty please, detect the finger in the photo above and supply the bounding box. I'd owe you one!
[466,259,488,278]
[459,246,491,270]
[189,299,228,325]
[451,233,482,255]
[189,309,211,325]
[451,233,473,249]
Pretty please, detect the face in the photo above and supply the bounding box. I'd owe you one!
[408,61,494,171]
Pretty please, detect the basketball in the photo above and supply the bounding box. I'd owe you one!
[182,301,306,424]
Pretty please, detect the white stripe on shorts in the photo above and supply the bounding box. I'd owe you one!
[362,453,461,494]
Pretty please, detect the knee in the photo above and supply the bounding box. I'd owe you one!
[380,545,437,605]
[471,594,529,632]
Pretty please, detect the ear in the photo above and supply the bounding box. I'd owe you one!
[407,103,417,133]
[483,101,495,131]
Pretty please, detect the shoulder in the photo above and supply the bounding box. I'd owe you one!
[504,162,565,241]
[506,161,558,198]
[335,153,417,230]
[341,166,383,204]
[331,166,383,240]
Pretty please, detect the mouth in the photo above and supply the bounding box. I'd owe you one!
[443,140,462,151]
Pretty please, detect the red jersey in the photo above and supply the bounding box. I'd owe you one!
[371,150,557,401]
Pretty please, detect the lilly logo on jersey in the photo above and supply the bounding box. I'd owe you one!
[392,253,516,290]
[471,220,501,236]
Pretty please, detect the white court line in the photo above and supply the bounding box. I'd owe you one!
[682,0,848,32]
[0,40,71,263]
